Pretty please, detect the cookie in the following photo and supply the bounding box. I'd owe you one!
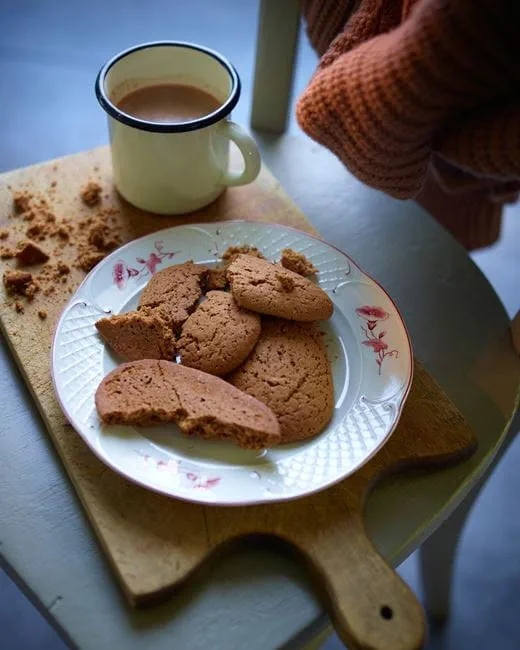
[95,360,281,449]
[226,254,333,321]
[96,309,174,361]
[178,291,261,376]
[138,261,208,330]
[280,248,317,276]
[228,319,334,443]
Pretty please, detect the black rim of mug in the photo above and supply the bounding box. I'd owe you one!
[95,40,241,133]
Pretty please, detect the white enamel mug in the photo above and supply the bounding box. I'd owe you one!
[96,41,261,214]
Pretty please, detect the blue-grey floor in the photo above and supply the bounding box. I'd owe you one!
[0,1,518,649]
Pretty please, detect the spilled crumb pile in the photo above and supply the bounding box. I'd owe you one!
[1,181,122,314]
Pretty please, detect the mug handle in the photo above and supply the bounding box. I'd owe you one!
[218,121,261,187]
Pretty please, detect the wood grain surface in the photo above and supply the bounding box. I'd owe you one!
[0,147,477,650]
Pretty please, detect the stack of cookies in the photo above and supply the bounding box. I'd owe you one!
[95,246,334,449]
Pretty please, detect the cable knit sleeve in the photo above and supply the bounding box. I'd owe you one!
[437,101,520,181]
[297,0,520,199]
[302,0,358,56]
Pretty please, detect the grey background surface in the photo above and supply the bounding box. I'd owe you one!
[1,1,519,649]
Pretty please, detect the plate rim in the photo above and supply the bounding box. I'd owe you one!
[50,220,414,506]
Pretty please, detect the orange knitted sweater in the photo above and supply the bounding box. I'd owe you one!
[297,0,520,249]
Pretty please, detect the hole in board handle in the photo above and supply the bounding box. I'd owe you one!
[380,605,393,620]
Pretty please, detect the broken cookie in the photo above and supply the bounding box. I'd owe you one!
[96,309,175,361]
[95,360,281,450]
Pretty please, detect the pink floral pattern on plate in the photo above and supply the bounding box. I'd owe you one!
[136,452,221,489]
[186,472,221,489]
[356,306,399,375]
[112,240,180,290]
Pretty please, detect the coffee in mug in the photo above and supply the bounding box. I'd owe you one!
[96,41,261,214]
[116,83,221,124]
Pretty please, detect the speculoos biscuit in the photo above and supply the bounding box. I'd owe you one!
[228,318,334,443]
[226,254,333,321]
[95,359,281,449]
[178,291,261,376]
[138,261,208,329]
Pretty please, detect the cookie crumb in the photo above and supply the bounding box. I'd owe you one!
[0,228,8,240]
[276,271,295,292]
[87,222,117,251]
[38,309,47,320]
[56,225,69,239]
[50,181,57,188]
[0,246,14,259]
[26,222,45,240]
[25,282,40,300]
[222,245,266,265]
[4,270,33,296]
[77,251,105,272]
[206,268,228,290]
[15,240,49,266]
[57,261,70,275]
[81,182,102,207]
[13,191,33,214]
[280,248,317,276]
[15,301,24,314]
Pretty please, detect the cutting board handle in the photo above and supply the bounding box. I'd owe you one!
[298,518,426,650]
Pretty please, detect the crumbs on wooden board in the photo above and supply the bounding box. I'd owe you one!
[81,182,102,207]
[1,177,122,314]
[15,240,49,265]
[3,270,38,298]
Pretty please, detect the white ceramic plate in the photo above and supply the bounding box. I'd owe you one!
[51,222,413,505]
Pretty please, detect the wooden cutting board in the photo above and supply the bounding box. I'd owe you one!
[0,147,476,650]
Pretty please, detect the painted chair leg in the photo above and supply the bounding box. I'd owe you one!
[419,494,475,622]
[420,405,519,623]
[250,0,301,134]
